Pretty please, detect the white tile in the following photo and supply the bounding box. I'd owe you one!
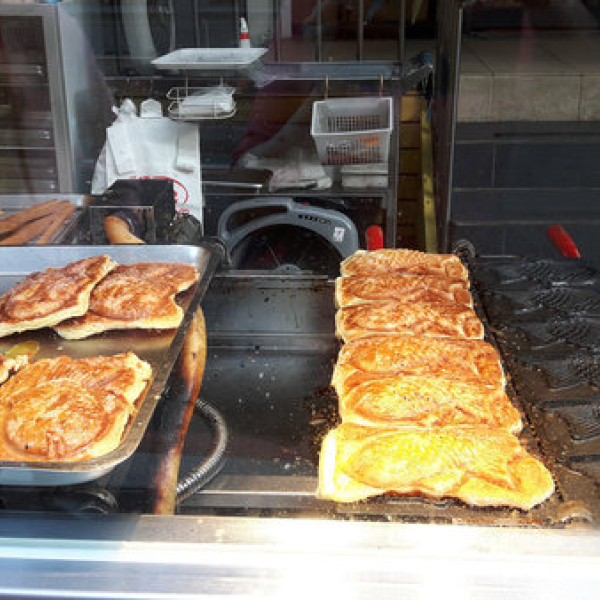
[458,74,493,122]
[491,74,581,121]
[464,36,575,75]
[541,35,600,75]
[460,46,493,75]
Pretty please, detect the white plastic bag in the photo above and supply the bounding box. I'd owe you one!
[177,87,235,118]
[92,98,203,221]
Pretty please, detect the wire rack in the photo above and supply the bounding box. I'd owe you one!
[166,86,237,121]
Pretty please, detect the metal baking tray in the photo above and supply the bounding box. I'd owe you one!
[0,243,223,486]
[151,48,267,71]
[0,194,89,244]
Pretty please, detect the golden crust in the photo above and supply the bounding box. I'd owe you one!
[0,255,117,337]
[0,354,28,386]
[317,423,554,510]
[332,336,505,397]
[340,249,469,281]
[320,250,554,511]
[53,262,198,340]
[339,375,522,433]
[335,301,485,343]
[0,352,152,461]
[335,274,472,308]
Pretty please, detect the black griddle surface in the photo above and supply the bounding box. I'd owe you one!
[176,269,600,527]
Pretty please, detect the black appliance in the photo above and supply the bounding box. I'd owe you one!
[203,189,387,276]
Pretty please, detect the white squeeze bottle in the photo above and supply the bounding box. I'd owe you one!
[239,17,251,48]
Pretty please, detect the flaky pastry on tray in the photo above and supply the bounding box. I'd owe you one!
[0,352,152,461]
[317,423,554,510]
[54,262,199,340]
[0,353,28,385]
[0,255,117,337]
[340,248,469,281]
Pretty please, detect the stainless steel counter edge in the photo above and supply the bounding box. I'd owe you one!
[0,514,599,598]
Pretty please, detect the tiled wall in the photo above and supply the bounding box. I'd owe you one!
[450,122,600,264]
[457,35,600,122]
[448,32,600,264]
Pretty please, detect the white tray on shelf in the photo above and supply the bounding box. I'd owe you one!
[152,48,267,71]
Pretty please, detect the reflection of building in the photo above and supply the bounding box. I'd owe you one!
[0,3,112,194]
[448,0,600,266]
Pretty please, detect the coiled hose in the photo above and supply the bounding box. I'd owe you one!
[176,397,228,505]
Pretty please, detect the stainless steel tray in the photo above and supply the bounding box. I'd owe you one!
[0,194,89,244]
[151,48,267,71]
[0,243,223,486]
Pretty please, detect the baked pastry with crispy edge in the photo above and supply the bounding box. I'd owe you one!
[340,249,469,281]
[332,336,506,398]
[0,353,28,385]
[338,375,521,433]
[54,262,199,340]
[335,301,485,343]
[0,352,152,461]
[335,273,472,308]
[317,423,554,510]
[0,255,117,337]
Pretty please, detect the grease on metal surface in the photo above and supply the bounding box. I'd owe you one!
[6,340,40,359]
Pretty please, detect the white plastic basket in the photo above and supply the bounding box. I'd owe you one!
[310,96,393,166]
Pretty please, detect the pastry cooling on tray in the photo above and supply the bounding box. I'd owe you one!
[0,353,28,385]
[53,262,199,339]
[338,375,522,433]
[0,255,116,337]
[335,301,485,343]
[317,423,554,510]
[0,352,152,461]
[335,273,472,308]
[332,336,506,397]
[340,248,469,281]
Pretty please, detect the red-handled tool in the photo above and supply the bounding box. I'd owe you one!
[547,224,581,259]
[365,225,384,251]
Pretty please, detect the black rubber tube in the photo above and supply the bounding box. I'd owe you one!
[176,398,228,505]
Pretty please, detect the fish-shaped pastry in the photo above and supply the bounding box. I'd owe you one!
[340,249,468,281]
[334,273,472,308]
[318,423,554,510]
[335,301,484,343]
[54,262,198,339]
[338,375,522,433]
[332,336,505,397]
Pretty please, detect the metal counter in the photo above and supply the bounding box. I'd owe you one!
[0,514,600,598]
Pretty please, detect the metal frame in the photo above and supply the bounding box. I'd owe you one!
[0,514,599,597]
[432,0,464,252]
[42,5,74,193]
[0,4,73,193]
[312,0,407,63]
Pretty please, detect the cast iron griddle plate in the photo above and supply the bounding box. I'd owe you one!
[179,269,600,527]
